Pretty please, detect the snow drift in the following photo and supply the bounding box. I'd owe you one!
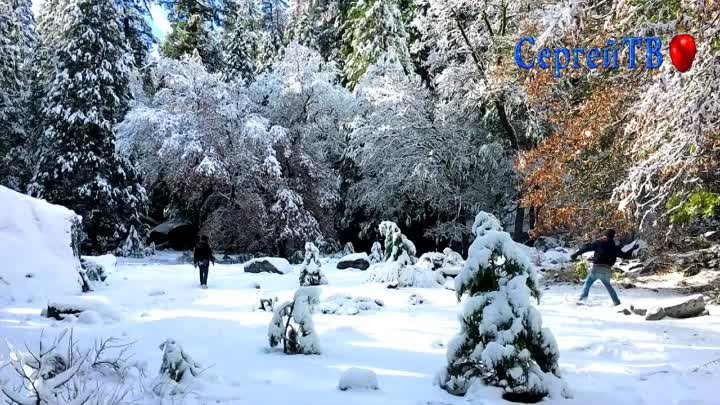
[0,186,82,304]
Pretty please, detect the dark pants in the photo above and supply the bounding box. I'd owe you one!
[198,260,209,286]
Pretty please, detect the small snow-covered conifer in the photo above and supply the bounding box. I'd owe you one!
[438,212,568,402]
[268,286,321,354]
[299,242,327,286]
[379,221,416,262]
[369,241,384,263]
[119,225,146,258]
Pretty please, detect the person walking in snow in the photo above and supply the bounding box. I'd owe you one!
[570,229,638,306]
[193,235,215,289]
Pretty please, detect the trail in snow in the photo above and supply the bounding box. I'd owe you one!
[1,252,719,405]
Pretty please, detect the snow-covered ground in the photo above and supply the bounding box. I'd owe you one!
[1,252,719,405]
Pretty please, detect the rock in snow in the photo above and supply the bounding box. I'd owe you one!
[662,295,706,319]
[338,368,379,391]
[243,257,291,274]
[336,253,371,270]
[645,307,666,321]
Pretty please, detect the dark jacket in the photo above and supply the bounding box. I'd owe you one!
[193,241,215,265]
[571,237,635,267]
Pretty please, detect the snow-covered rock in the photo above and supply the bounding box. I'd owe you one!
[337,253,371,270]
[319,295,384,315]
[42,296,125,322]
[244,257,291,274]
[338,368,379,391]
[662,295,706,319]
[82,254,117,275]
[417,251,446,270]
[0,186,83,304]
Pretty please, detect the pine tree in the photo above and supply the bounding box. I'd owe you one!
[299,242,327,286]
[162,0,222,69]
[29,0,148,254]
[438,212,568,402]
[341,0,413,88]
[222,0,263,82]
[118,0,155,74]
[0,0,35,190]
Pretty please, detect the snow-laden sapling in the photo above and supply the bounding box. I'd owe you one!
[153,338,203,396]
[268,287,321,355]
[118,225,145,258]
[369,241,384,263]
[438,212,569,403]
[379,221,416,262]
[342,242,355,256]
[1,330,138,405]
[299,242,328,286]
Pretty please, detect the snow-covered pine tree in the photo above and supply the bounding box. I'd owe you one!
[270,187,323,259]
[369,241,384,263]
[438,212,567,402]
[286,8,316,50]
[0,0,35,190]
[119,225,146,258]
[299,241,327,286]
[256,29,284,74]
[341,0,413,87]
[268,286,321,354]
[222,0,263,82]
[162,0,222,69]
[379,221,416,262]
[118,0,155,78]
[29,0,148,254]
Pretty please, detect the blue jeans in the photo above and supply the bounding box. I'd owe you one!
[579,265,621,305]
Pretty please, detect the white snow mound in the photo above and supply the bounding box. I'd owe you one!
[0,186,82,304]
[82,254,117,275]
[338,368,379,391]
[244,257,292,274]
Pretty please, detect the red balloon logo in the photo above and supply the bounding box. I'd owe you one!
[669,34,696,73]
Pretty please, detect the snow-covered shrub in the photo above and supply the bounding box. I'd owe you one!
[369,241,384,263]
[144,242,156,256]
[366,252,444,288]
[438,212,568,402]
[342,242,355,255]
[80,258,107,284]
[418,251,446,270]
[379,221,416,262]
[338,368,379,391]
[118,225,145,258]
[443,247,464,267]
[299,242,328,286]
[268,287,321,355]
[153,338,203,396]
[319,295,384,315]
[1,331,141,405]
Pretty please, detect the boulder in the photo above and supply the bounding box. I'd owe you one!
[338,368,379,391]
[630,305,647,316]
[148,220,196,250]
[417,252,446,270]
[618,308,632,316]
[534,236,564,251]
[662,295,706,319]
[219,254,242,264]
[337,253,371,270]
[288,250,305,265]
[243,258,291,274]
[645,307,666,321]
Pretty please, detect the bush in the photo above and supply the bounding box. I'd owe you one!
[576,259,590,280]
[268,287,321,354]
[299,242,327,286]
[438,212,569,402]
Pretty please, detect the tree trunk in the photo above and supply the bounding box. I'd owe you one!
[514,206,525,242]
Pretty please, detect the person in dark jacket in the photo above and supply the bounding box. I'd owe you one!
[193,235,215,288]
[570,229,638,305]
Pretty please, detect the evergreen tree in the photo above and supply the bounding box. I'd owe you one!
[438,212,568,402]
[0,0,35,190]
[162,0,222,69]
[341,0,413,88]
[118,0,155,73]
[222,0,263,82]
[29,0,148,253]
